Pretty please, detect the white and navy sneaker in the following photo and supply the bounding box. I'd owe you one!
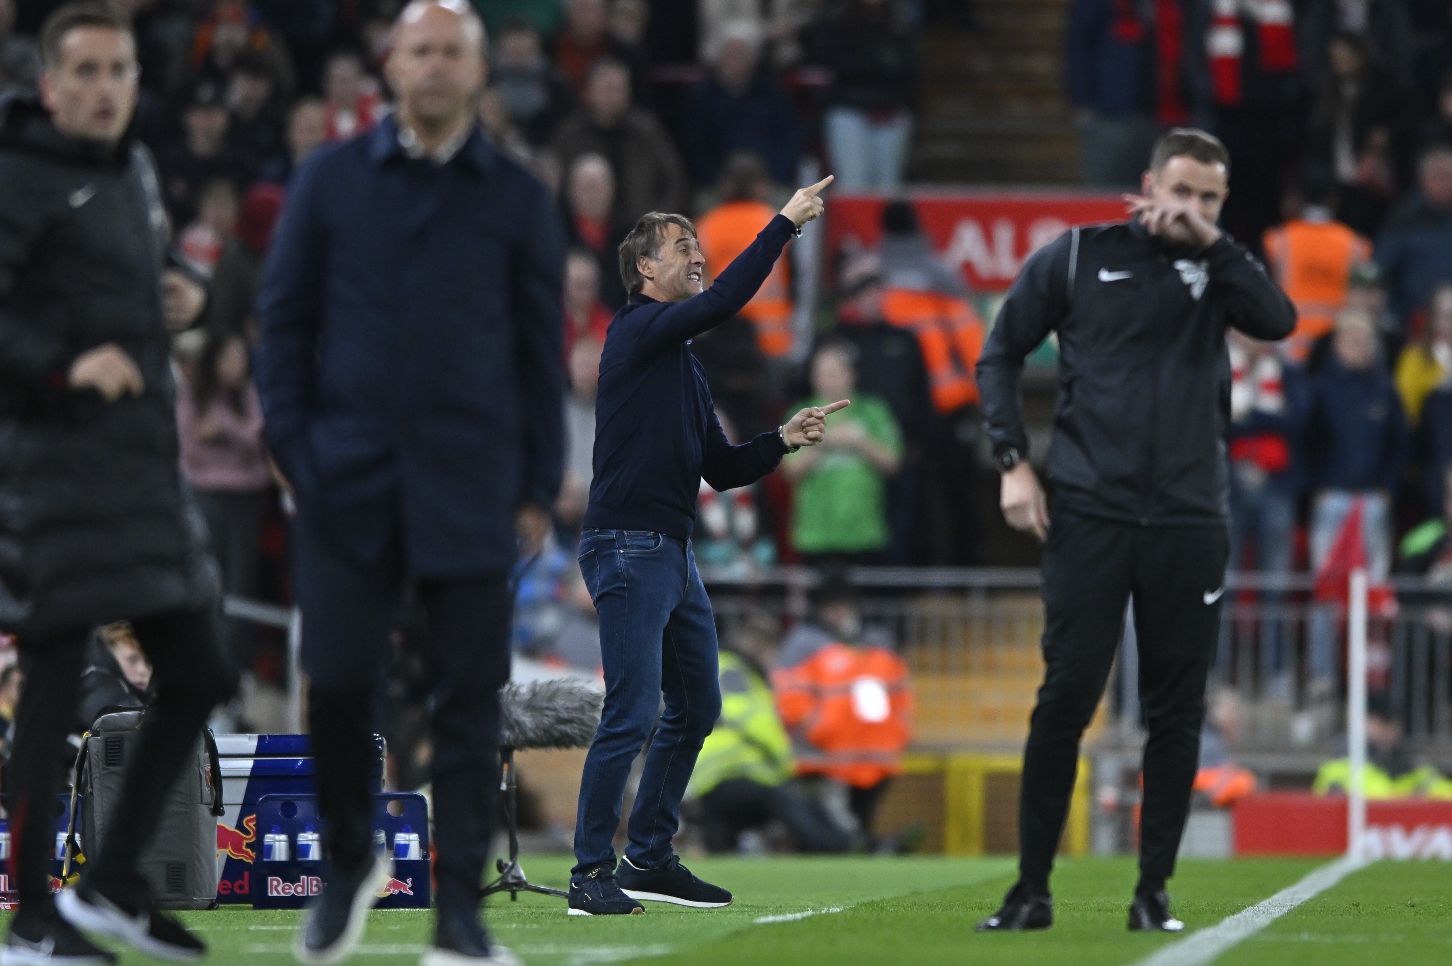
[1128,889,1185,932]
[2,913,116,966]
[57,881,204,963]
[567,867,645,916]
[618,856,732,909]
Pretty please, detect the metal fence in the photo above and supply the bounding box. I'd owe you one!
[699,566,1452,761]
[226,565,1452,761]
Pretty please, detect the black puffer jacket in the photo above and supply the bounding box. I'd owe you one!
[978,220,1297,526]
[0,93,217,638]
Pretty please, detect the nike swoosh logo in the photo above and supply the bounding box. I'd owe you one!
[69,184,97,208]
[1098,269,1133,281]
[1203,587,1225,605]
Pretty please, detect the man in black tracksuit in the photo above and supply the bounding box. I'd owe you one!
[975,129,1296,932]
[0,6,235,964]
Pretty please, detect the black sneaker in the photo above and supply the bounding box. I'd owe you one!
[57,879,204,963]
[418,909,519,966]
[294,852,393,965]
[2,913,116,966]
[567,867,645,916]
[1128,889,1185,932]
[618,855,732,909]
[976,881,1054,932]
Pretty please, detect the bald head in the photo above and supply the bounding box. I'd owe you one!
[388,0,487,142]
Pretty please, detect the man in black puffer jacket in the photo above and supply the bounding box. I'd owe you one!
[974,129,1295,934]
[0,6,235,963]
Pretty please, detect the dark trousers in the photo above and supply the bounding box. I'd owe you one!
[291,520,510,916]
[700,779,853,854]
[1019,509,1227,895]
[6,608,235,916]
[194,488,267,670]
[572,529,721,875]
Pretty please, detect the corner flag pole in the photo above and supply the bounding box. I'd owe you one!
[1347,567,1369,860]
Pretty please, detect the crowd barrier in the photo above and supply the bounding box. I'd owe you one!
[223,566,1452,761]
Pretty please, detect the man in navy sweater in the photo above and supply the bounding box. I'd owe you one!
[570,177,842,915]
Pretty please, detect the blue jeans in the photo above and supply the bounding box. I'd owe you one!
[824,107,913,192]
[572,529,722,875]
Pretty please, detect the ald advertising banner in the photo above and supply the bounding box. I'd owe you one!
[825,192,1128,293]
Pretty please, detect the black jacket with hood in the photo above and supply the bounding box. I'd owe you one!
[0,92,217,638]
[977,220,1297,527]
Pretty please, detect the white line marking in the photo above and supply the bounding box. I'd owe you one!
[1128,856,1367,966]
[753,906,845,925]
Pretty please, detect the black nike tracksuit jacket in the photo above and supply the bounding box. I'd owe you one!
[976,220,1296,897]
[977,219,1297,527]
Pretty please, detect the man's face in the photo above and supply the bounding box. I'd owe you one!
[638,223,704,302]
[586,66,630,126]
[1142,155,1229,244]
[40,26,139,144]
[386,3,487,129]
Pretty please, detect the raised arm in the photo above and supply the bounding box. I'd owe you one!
[1205,237,1297,341]
[254,155,329,483]
[633,177,832,356]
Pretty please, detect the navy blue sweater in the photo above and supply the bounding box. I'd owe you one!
[584,214,796,539]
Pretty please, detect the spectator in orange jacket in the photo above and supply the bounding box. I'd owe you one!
[773,577,913,843]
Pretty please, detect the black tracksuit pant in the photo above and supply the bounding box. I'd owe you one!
[1019,508,1227,896]
[292,520,510,919]
[6,607,236,916]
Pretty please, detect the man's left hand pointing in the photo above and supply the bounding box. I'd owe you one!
[784,399,850,448]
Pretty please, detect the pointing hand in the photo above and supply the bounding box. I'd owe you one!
[780,176,834,228]
[784,399,850,448]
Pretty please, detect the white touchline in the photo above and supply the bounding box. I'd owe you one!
[753,906,845,925]
[1127,856,1368,966]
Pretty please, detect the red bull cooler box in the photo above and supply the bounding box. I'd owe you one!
[250,792,430,910]
[214,734,416,905]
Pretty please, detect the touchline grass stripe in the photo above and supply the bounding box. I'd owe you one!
[1128,856,1369,966]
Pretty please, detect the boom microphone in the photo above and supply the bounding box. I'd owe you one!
[498,679,603,750]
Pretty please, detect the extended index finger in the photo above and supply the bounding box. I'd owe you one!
[820,399,851,415]
[803,175,835,196]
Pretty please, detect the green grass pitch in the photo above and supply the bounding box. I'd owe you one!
[11,856,1451,964]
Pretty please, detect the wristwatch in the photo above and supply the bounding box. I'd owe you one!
[778,425,801,454]
[995,447,1022,472]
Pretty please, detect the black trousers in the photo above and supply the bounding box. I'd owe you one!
[699,779,852,854]
[1019,509,1227,895]
[291,520,510,917]
[6,607,236,916]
